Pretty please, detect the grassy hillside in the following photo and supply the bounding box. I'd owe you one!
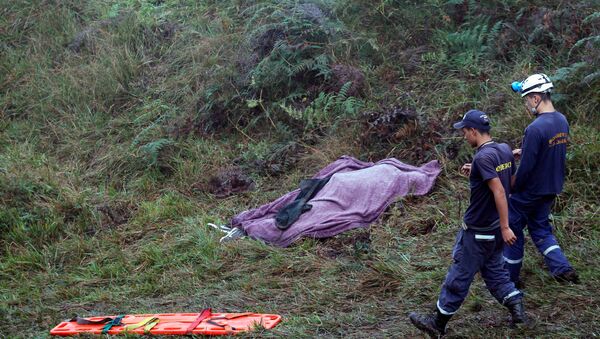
[1,0,599,337]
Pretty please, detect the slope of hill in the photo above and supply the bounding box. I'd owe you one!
[1,1,599,337]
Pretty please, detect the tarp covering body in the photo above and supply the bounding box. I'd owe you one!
[231,156,442,247]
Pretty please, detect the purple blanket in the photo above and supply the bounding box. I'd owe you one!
[231,156,441,247]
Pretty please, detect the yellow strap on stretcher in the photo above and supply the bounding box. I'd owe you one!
[123,317,160,333]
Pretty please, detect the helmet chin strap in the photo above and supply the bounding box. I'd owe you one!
[530,98,542,116]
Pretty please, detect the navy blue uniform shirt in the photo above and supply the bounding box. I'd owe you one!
[463,142,515,231]
[513,112,569,195]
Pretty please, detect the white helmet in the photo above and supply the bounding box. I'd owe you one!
[512,73,554,97]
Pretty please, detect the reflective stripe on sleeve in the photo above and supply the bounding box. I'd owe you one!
[543,245,561,256]
[503,256,523,264]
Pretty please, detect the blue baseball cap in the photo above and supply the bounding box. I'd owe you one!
[453,109,491,131]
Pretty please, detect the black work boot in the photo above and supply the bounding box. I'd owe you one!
[409,309,451,338]
[505,297,527,326]
[554,269,580,284]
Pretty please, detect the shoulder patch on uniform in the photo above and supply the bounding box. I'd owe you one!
[495,162,512,172]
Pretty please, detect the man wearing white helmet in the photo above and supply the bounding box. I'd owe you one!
[505,73,579,286]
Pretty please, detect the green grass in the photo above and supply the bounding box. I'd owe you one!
[1,0,599,338]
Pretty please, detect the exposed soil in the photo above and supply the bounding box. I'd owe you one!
[193,167,255,198]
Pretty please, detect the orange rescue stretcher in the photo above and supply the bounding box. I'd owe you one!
[50,308,281,336]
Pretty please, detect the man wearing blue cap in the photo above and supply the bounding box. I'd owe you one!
[409,110,526,337]
[506,74,579,285]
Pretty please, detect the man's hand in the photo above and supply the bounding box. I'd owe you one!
[459,163,472,177]
[501,227,517,245]
[512,148,522,161]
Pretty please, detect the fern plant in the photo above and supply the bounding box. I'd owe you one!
[245,1,342,100]
[279,81,364,131]
[437,16,502,69]
[131,99,173,148]
[129,99,178,168]
[551,11,600,112]
[139,138,175,167]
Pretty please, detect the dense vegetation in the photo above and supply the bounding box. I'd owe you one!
[1,0,598,337]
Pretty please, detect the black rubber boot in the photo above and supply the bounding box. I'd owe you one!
[409,309,451,338]
[505,297,527,326]
[554,269,580,284]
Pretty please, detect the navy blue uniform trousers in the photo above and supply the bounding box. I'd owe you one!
[437,227,521,315]
[503,193,573,282]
